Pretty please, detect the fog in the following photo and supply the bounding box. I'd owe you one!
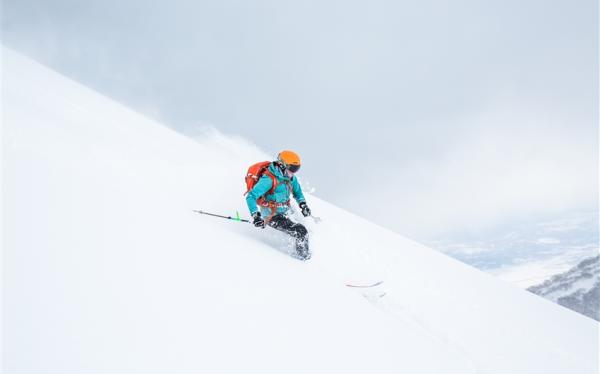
[2,0,597,238]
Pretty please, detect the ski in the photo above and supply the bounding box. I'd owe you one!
[345,281,384,288]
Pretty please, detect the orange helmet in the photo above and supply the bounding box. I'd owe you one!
[277,150,301,173]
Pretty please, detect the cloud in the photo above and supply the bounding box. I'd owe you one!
[339,97,598,238]
[4,0,596,241]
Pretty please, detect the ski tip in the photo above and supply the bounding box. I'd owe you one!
[345,281,384,288]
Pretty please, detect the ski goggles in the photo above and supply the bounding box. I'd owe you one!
[286,163,301,173]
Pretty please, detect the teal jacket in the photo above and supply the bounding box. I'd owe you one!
[246,162,306,216]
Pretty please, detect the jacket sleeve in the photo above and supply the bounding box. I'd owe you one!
[291,177,306,204]
[246,176,273,215]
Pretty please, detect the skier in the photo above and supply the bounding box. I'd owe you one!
[245,150,313,260]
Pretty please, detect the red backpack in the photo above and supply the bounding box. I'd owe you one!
[244,161,278,196]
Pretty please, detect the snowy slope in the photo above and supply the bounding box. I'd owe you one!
[2,46,598,374]
[529,256,599,321]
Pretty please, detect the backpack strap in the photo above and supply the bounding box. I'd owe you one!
[255,167,279,207]
[258,200,291,222]
[262,168,279,195]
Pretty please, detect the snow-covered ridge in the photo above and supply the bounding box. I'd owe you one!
[431,211,599,289]
[2,45,598,374]
[529,256,600,321]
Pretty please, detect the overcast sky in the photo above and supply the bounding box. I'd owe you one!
[2,0,598,239]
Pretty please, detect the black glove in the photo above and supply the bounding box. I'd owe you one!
[252,212,265,228]
[299,202,311,217]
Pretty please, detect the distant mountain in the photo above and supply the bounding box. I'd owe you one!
[528,256,599,321]
[432,211,599,273]
[428,212,599,288]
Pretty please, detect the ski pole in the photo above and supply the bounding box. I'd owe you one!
[193,209,250,223]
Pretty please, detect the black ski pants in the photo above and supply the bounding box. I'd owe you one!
[268,214,308,243]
